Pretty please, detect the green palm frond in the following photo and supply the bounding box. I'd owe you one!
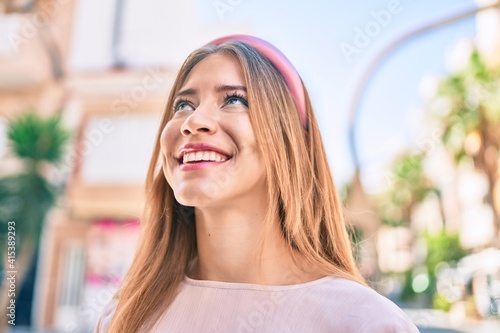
[433,49,500,163]
[468,50,490,82]
[7,111,71,164]
[0,111,71,253]
[380,152,435,227]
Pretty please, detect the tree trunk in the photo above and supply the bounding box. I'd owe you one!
[434,189,447,233]
[485,181,500,247]
[477,126,500,246]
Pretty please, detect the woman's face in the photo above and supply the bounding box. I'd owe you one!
[160,53,267,208]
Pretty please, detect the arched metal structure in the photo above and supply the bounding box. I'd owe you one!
[348,1,500,170]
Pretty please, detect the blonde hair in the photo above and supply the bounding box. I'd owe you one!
[108,41,364,332]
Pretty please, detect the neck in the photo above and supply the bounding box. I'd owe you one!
[187,195,323,285]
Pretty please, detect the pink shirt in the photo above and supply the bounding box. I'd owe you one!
[95,275,420,332]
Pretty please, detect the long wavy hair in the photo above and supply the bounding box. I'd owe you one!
[108,40,364,332]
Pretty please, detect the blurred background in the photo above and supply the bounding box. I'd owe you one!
[0,0,500,332]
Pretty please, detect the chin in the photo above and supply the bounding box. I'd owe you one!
[173,186,218,207]
[173,192,198,207]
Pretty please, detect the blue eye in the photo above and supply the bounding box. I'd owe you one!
[224,93,248,107]
[174,99,194,112]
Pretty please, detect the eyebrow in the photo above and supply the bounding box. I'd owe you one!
[174,85,247,99]
[215,84,247,93]
[175,88,197,99]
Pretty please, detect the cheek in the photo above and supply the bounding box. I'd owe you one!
[160,122,178,154]
[237,137,266,179]
[159,122,180,174]
[229,116,259,149]
[160,153,170,182]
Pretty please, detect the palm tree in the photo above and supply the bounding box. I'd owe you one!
[0,111,70,328]
[379,151,457,306]
[379,152,435,227]
[433,50,500,245]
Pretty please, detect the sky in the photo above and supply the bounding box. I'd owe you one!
[1,0,477,192]
[193,0,477,192]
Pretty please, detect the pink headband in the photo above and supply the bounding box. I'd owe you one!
[207,35,307,130]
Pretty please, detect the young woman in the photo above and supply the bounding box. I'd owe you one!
[95,35,419,332]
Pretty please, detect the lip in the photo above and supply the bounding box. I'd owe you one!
[176,143,232,171]
[177,142,232,161]
[179,160,228,171]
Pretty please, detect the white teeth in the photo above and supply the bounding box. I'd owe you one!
[181,150,228,164]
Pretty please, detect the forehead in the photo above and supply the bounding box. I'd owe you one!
[181,53,245,88]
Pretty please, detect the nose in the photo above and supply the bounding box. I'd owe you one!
[180,104,219,136]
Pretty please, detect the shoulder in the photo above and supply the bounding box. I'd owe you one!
[307,277,420,333]
[94,299,118,333]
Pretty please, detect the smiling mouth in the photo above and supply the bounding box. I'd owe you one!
[179,150,230,164]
